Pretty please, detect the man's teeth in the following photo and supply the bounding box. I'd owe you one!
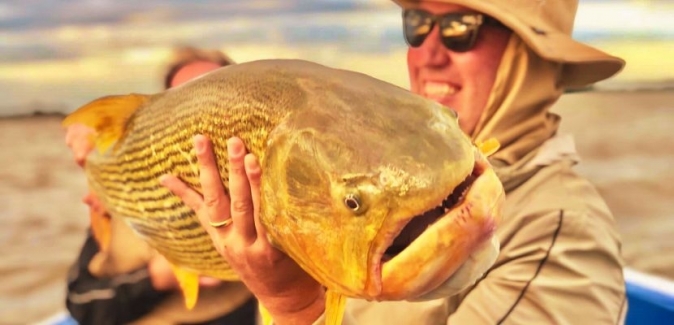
[424,82,457,97]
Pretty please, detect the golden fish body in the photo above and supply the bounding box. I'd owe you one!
[64,59,505,323]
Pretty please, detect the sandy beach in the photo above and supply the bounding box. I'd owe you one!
[0,115,90,324]
[0,88,672,324]
[554,89,674,278]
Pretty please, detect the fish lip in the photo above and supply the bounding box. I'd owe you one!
[374,151,503,300]
[364,155,473,299]
[380,157,482,259]
[366,159,475,298]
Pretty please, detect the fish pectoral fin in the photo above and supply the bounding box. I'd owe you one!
[325,290,346,325]
[169,264,200,310]
[89,208,112,252]
[62,94,150,154]
[476,138,500,157]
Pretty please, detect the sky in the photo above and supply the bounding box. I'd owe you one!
[0,0,672,116]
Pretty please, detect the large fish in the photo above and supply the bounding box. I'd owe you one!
[63,59,505,324]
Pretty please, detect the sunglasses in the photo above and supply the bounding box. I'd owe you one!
[402,9,501,52]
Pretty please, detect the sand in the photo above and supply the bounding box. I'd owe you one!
[0,116,90,324]
[554,89,674,278]
[0,89,672,324]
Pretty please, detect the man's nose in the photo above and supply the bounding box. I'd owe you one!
[416,27,450,67]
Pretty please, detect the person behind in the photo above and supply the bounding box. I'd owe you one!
[163,47,235,89]
[65,47,259,325]
[159,0,628,324]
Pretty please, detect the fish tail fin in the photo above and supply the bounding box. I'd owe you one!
[258,303,273,325]
[62,94,150,154]
[325,290,346,325]
[476,138,500,157]
[168,264,200,310]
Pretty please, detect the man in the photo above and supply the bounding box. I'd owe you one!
[65,47,259,325]
[161,0,628,323]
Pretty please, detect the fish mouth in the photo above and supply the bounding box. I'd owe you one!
[372,150,504,300]
[381,170,477,263]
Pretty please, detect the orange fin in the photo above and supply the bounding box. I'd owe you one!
[325,290,346,325]
[62,94,150,154]
[169,264,200,310]
[476,138,500,157]
[89,209,112,252]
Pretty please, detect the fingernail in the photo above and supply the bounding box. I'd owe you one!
[158,175,168,185]
[245,154,260,171]
[227,138,242,155]
[194,135,204,154]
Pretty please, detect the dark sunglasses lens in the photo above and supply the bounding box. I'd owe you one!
[441,31,478,52]
[438,15,480,52]
[403,10,433,47]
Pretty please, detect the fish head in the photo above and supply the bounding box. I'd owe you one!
[258,69,504,301]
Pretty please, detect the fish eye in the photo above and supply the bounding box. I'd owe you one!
[344,193,362,212]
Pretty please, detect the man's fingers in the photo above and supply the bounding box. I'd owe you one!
[193,135,232,234]
[159,173,224,243]
[159,174,204,216]
[244,154,266,242]
[245,154,277,258]
[227,137,257,242]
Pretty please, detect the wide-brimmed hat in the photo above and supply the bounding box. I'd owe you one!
[392,0,625,87]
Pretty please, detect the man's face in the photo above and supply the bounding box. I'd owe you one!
[406,1,511,135]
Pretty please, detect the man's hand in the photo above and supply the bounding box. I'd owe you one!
[160,135,326,324]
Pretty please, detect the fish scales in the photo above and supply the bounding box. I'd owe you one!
[65,60,505,325]
[82,66,306,280]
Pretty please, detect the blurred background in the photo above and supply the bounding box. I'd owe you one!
[1,0,672,323]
